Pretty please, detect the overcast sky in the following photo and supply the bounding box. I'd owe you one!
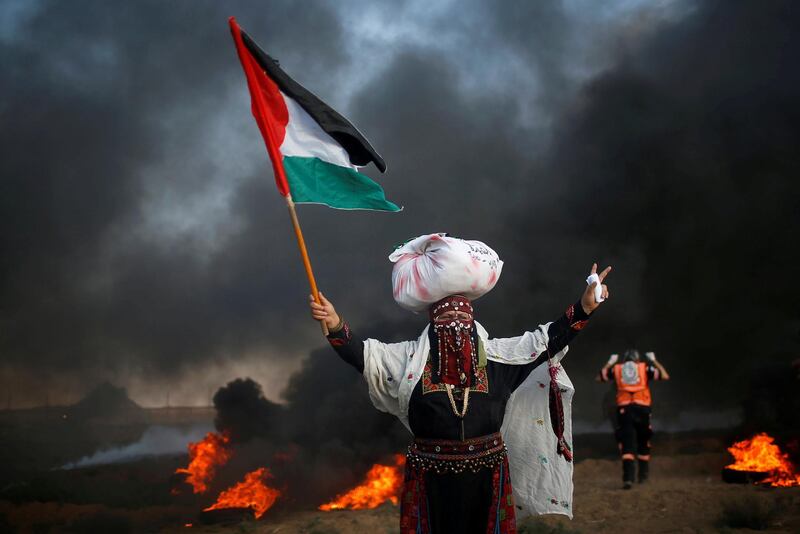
[1,0,797,419]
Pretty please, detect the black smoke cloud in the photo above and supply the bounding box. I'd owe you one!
[212,378,284,443]
[0,0,798,424]
[209,356,406,506]
[0,0,354,404]
[506,0,800,413]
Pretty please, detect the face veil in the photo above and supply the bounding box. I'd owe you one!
[428,295,479,387]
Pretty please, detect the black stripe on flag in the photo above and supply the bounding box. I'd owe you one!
[241,31,387,173]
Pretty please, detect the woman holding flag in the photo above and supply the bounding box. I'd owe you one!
[310,235,611,534]
[229,18,610,533]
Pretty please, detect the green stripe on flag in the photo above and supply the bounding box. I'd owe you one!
[283,156,401,211]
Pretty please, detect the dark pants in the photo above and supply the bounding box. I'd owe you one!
[615,404,652,482]
[616,404,652,456]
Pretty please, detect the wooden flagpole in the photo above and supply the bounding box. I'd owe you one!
[285,195,329,336]
[229,18,328,336]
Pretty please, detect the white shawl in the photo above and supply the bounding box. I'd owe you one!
[362,321,575,519]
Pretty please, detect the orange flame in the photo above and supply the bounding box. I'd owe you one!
[175,432,232,494]
[204,467,281,519]
[319,454,405,511]
[726,433,800,487]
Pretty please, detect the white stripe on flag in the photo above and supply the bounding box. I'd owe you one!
[279,92,357,169]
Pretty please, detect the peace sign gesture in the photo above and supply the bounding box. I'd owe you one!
[581,263,611,314]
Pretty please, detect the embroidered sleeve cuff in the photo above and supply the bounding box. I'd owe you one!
[565,300,590,331]
[326,321,352,346]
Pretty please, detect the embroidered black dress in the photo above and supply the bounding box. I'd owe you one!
[327,302,590,534]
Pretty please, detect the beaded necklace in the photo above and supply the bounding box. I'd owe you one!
[445,383,470,418]
[429,296,478,428]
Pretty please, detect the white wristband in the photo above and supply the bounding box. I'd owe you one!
[586,273,605,303]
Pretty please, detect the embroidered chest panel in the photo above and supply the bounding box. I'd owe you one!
[421,358,490,395]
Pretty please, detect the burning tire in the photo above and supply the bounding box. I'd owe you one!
[723,433,800,487]
[198,507,254,525]
[721,467,770,484]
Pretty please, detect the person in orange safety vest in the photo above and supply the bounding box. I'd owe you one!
[596,349,670,489]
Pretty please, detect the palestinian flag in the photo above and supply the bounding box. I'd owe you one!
[229,18,400,211]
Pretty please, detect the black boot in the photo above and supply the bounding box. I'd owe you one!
[638,459,649,483]
[622,459,635,489]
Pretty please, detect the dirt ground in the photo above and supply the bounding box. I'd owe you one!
[168,453,799,534]
[2,451,798,533]
[1,413,797,533]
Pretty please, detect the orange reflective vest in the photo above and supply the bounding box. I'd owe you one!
[613,362,651,406]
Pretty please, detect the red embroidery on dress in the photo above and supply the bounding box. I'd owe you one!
[421,359,489,395]
[327,322,352,345]
[401,451,516,533]
[570,320,588,331]
[484,455,517,533]
[341,322,352,340]
[548,360,573,462]
[565,304,575,322]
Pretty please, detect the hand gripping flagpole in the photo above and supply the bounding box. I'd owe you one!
[230,17,328,336]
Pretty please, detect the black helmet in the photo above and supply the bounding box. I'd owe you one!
[622,349,641,362]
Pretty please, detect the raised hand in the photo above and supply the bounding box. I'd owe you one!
[581,263,611,314]
[309,292,341,330]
